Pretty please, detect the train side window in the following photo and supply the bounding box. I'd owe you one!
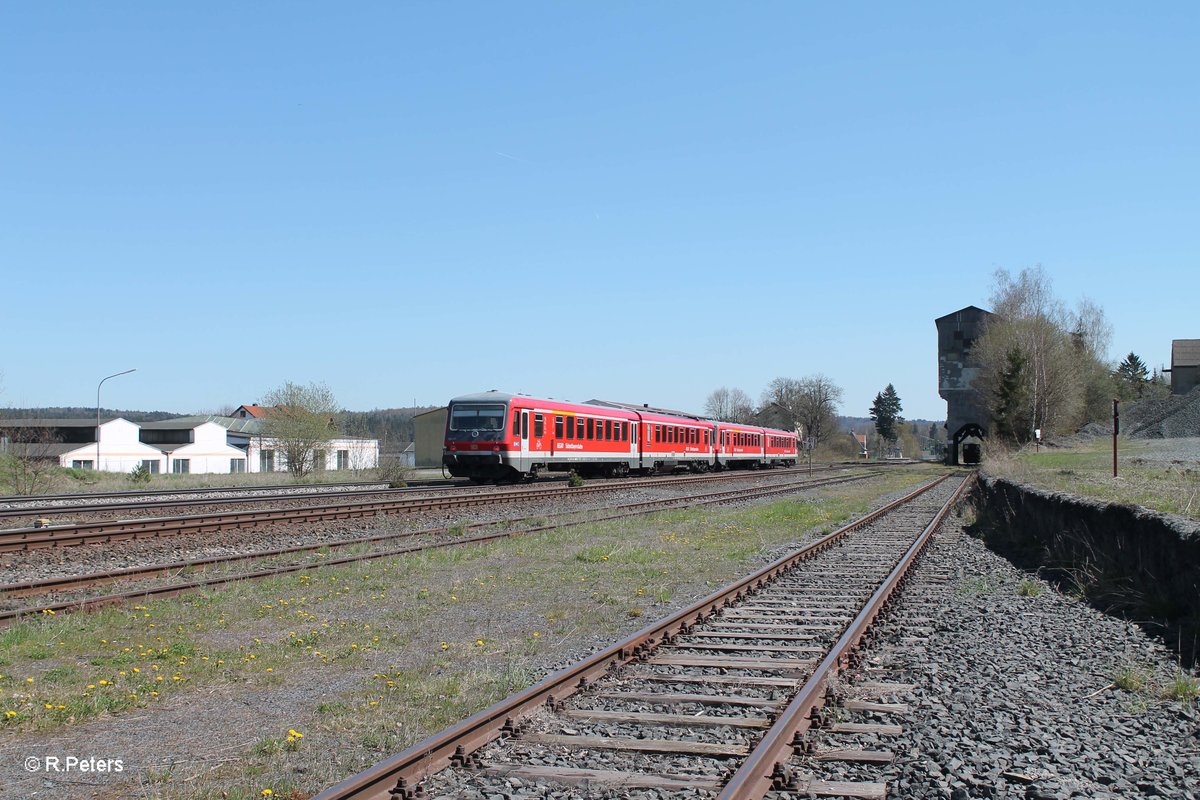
[631,424,637,444]
[654,425,661,443]
[586,418,594,440]
[512,411,520,436]
[604,420,612,440]
[555,416,564,439]
[534,414,544,438]
[577,418,585,438]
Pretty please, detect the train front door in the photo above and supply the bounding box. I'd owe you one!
[520,411,529,467]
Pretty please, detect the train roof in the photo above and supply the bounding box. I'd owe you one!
[447,392,797,435]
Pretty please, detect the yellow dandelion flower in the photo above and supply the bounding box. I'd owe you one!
[288,729,303,738]
[475,639,484,647]
[87,684,96,690]
[261,791,274,798]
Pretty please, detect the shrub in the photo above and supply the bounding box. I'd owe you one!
[1016,579,1042,597]
[567,471,585,488]
[128,464,151,484]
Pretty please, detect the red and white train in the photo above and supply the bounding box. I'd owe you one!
[443,391,799,482]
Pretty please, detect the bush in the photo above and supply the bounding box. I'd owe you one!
[567,471,585,488]
[128,464,151,484]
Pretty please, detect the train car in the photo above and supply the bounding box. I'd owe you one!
[639,411,716,474]
[443,391,641,482]
[715,422,799,469]
[444,391,799,482]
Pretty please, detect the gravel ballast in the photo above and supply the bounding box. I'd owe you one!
[789,511,1200,800]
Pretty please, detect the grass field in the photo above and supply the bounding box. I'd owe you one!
[983,438,1199,518]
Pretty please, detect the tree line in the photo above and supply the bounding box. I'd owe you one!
[975,266,1167,445]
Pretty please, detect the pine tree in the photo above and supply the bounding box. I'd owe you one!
[1114,352,1150,398]
[869,384,903,443]
[992,347,1033,442]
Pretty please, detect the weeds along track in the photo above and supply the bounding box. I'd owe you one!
[0,471,880,626]
[315,474,970,800]
[0,465,856,550]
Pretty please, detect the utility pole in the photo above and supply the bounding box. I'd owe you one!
[1112,399,1119,478]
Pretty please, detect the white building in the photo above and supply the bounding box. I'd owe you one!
[63,418,166,473]
[1,412,379,475]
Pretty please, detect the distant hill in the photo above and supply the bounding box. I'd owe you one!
[0,407,181,423]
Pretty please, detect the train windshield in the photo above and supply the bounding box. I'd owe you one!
[449,404,507,434]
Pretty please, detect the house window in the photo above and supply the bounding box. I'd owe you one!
[313,451,326,471]
[230,458,246,473]
[337,449,349,470]
[142,459,161,474]
[260,450,275,472]
[172,459,190,474]
[72,460,94,470]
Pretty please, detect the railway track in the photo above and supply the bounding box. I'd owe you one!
[0,464,871,519]
[314,473,970,800]
[0,466,854,551]
[0,471,877,625]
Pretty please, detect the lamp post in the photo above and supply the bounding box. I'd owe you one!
[96,369,136,471]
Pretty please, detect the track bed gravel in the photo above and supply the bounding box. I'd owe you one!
[780,513,1199,800]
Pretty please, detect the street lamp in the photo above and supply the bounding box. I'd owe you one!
[97,369,136,471]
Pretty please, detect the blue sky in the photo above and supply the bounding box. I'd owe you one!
[2,3,1196,421]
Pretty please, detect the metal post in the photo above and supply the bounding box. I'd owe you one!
[96,369,136,471]
[1112,399,1119,478]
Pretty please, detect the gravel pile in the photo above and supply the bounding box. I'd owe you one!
[790,514,1199,799]
[1126,386,1200,439]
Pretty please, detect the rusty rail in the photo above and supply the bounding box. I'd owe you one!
[313,474,957,800]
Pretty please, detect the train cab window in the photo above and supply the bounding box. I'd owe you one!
[512,412,520,436]
[586,418,594,440]
[534,414,544,438]
[555,416,564,439]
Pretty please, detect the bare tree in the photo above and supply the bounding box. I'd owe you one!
[704,386,754,423]
[0,424,61,495]
[977,266,1113,437]
[761,375,843,445]
[258,381,341,480]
